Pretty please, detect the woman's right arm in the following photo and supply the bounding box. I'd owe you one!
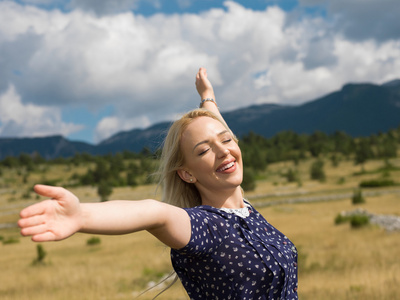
[18,185,191,249]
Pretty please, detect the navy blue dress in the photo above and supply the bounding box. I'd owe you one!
[171,202,298,299]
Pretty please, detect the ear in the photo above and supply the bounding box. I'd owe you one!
[177,169,196,183]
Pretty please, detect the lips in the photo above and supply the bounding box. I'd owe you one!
[216,161,236,173]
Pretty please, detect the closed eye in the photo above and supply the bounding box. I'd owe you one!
[198,148,210,156]
[223,138,232,143]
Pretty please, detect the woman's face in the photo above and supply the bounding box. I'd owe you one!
[179,116,243,193]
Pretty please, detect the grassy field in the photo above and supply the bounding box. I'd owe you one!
[1,156,399,299]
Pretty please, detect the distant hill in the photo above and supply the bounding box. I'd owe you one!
[1,80,400,160]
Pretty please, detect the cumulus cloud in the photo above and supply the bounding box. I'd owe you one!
[1,0,400,142]
[299,0,400,42]
[334,0,400,42]
[0,84,83,137]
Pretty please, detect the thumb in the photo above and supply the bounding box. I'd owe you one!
[33,184,66,199]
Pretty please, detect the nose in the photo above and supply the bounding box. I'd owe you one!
[217,146,230,158]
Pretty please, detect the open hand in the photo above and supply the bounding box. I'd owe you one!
[18,185,83,242]
[195,67,214,99]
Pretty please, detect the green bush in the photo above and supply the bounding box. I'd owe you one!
[2,237,20,245]
[242,167,256,191]
[336,177,346,185]
[352,189,365,205]
[310,159,326,182]
[359,179,396,188]
[87,236,101,246]
[350,215,370,228]
[285,168,298,183]
[32,244,47,265]
[334,214,350,225]
[97,181,113,202]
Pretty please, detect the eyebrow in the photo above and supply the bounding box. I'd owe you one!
[192,130,230,152]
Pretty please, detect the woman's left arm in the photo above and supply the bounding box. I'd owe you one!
[195,67,225,123]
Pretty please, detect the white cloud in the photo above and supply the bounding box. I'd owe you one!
[94,115,150,143]
[1,0,400,142]
[327,0,400,42]
[0,84,83,137]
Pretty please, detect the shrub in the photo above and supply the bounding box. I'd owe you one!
[310,159,326,182]
[352,189,365,205]
[2,237,20,245]
[87,236,101,246]
[359,179,396,188]
[32,244,47,265]
[285,168,298,183]
[336,177,345,185]
[242,167,256,191]
[97,181,113,202]
[334,214,351,225]
[350,215,370,228]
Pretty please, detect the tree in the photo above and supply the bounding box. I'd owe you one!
[241,167,256,191]
[377,136,397,159]
[285,168,298,183]
[310,159,326,181]
[354,138,374,172]
[32,244,47,265]
[97,181,113,202]
[308,131,330,158]
[332,131,354,157]
[330,153,340,167]
[352,189,365,205]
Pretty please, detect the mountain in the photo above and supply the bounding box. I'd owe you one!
[224,81,400,138]
[1,80,400,160]
[0,136,96,160]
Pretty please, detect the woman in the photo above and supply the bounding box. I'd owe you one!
[18,68,298,299]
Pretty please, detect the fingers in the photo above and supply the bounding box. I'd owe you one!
[20,222,47,237]
[200,67,207,78]
[18,214,44,229]
[196,67,207,83]
[19,200,55,239]
[19,199,52,219]
[19,205,57,242]
[31,232,56,242]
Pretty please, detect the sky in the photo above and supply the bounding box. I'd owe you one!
[0,0,399,144]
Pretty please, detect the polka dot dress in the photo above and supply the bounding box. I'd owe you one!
[171,202,298,299]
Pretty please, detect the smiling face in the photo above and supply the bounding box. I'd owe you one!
[178,116,243,200]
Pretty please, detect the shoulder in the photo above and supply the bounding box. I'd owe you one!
[173,206,232,255]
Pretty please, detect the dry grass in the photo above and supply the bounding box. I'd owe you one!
[1,157,399,299]
[261,194,400,300]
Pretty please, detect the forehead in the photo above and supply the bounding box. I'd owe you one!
[182,116,226,144]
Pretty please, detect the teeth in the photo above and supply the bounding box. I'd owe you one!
[219,162,234,171]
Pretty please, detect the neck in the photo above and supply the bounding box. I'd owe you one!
[200,187,244,209]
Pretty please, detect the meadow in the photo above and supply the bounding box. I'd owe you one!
[1,156,399,299]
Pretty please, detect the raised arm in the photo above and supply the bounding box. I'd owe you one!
[18,185,191,249]
[195,67,226,125]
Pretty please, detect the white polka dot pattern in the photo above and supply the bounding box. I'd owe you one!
[171,202,298,299]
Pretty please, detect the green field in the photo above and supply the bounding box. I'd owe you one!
[1,156,399,299]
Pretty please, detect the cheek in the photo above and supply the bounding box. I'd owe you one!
[233,144,242,160]
[186,156,214,175]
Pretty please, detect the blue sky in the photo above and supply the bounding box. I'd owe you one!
[0,0,399,144]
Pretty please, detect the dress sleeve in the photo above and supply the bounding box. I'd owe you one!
[175,207,231,256]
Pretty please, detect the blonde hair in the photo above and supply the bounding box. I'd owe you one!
[157,108,237,208]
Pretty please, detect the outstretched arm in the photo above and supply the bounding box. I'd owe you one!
[18,185,191,249]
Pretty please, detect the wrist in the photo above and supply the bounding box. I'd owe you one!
[199,98,218,108]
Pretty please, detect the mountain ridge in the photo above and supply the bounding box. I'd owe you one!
[1,80,400,160]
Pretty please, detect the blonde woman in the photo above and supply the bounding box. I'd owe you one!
[18,68,298,299]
